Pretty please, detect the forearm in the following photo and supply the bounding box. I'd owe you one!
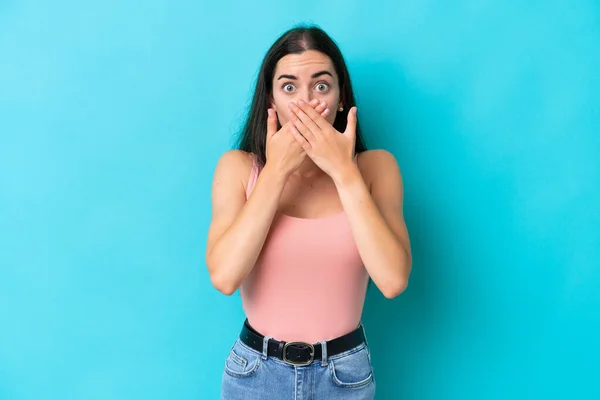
[333,164,411,298]
[208,165,287,295]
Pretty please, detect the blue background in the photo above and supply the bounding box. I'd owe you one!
[1,1,599,399]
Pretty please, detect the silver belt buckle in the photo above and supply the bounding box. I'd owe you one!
[282,342,315,366]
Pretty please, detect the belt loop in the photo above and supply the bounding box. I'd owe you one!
[262,335,272,360]
[359,322,371,356]
[320,341,328,366]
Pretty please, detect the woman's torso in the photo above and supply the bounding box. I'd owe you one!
[240,153,370,343]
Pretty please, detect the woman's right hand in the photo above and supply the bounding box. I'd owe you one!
[265,100,328,178]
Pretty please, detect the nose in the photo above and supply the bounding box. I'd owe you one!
[296,88,314,104]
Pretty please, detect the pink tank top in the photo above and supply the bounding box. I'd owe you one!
[240,155,370,343]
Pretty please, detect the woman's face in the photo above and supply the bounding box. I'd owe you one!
[270,50,341,127]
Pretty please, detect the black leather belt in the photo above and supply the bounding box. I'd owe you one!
[239,318,366,366]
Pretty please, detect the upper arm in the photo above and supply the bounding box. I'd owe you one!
[206,150,252,263]
[359,150,411,255]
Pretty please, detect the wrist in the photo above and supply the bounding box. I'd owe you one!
[332,161,362,189]
[262,162,291,185]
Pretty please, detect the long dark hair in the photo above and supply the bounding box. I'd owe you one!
[235,24,367,168]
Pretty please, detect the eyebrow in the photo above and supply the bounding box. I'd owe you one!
[277,70,333,80]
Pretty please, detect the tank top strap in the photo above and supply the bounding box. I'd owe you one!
[245,154,260,199]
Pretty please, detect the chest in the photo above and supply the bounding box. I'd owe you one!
[257,212,365,278]
[278,177,343,219]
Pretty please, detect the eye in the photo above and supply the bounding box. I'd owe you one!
[315,82,330,92]
[282,83,295,93]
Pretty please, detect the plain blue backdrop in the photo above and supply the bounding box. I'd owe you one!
[1,1,599,399]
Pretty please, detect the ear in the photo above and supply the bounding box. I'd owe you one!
[337,93,345,112]
[338,89,345,108]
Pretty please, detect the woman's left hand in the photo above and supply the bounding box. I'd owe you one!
[288,99,358,182]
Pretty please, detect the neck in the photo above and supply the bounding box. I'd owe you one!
[293,158,326,180]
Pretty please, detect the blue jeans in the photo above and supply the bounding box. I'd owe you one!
[220,325,376,399]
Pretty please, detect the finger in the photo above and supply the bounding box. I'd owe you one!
[308,100,329,117]
[344,106,358,140]
[289,101,322,137]
[267,108,278,139]
[314,100,327,115]
[296,99,330,130]
[308,99,329,117]
[292,99,327,118]
[291,116,316,145]
[290,124,312,152]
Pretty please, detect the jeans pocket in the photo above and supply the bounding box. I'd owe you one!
[224,340,261,379]
[329,344,374,389]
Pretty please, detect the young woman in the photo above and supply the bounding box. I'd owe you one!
[206,25,412,399]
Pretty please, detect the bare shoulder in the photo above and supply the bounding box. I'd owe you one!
[215,149,254,170]
[212,150,255,190]
[356,149,399,169]
[356,149,402,188]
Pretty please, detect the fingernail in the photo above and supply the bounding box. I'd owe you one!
[320,101,326,108]
[323,108,330,115]
[267,108,273,116]
[310,99,319,105]
[288,102,295,109]
[298,99,305,106]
